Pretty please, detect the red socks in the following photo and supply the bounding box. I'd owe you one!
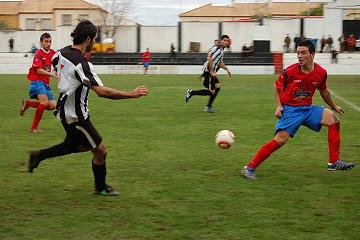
[26,100,40,108]
[328,123,340,164]
[248,139,281,169]
[31,104,47,130]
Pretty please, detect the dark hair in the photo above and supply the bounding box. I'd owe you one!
[221,35,230,40]
[298,40,315,54]
[40,32,51,41]
[71,20,97,45]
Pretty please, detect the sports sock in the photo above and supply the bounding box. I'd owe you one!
[191,89,211,96]
[328,123,340,164]
[207,88,220,108]
[92,160,107,191]
[26,100,40,108]
[38,141,77,161]
[31,103,47,130]
[248,139,281,169]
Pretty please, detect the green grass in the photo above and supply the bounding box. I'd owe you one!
[0,74,359,240]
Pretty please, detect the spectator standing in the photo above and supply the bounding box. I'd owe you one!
[284,34,291,53]
[9,37,14,52]
[320,36,326,53]
[170,43,176,58]
[338,34,346,52]
[347,34,356,52]
[326,35,333,52]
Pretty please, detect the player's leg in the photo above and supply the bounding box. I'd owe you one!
[241,131,288,179]
[143,62,149,75]
[319,108,355,170]
[72,119,119,196]
[206,80,221,111]
[45,86,56,111]
[241,105,302,179]
[20,99,40,116]
[92,143,119,196]
[28,135,82,173]
[31,93,49,132]
[20,81,42,116]
[185,72,212,102]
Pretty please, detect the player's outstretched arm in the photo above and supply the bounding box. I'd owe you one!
[219,61,231,78]
[91,85,148,99]
[36,68,58,79]
[319,88,344,114]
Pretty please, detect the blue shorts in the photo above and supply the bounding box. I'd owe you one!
[29,81,55,100]
[275,105,324,137]
[143,62,150,68]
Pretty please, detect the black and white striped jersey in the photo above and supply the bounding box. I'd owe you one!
[52,46,103,124]
[203,45,225,73]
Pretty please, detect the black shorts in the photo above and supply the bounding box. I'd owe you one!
[62,118,102,149]
[202,71,219,90]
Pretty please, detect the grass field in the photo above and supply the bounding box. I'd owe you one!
[0,73,359,240]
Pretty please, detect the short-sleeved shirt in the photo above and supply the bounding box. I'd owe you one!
[203,45,225,73]
[52,46,103,124]
[142,51,151,63]
[27,48,56,85]
[274,63,327,106]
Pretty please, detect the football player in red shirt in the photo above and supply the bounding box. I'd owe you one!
[241,40,355,179]
[142,48,151,75]
[20,33,57,132]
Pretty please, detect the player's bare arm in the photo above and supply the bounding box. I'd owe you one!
[91,85,148,99]
[319,88,344,114]
[36,68,57,78]
[274,84,283,118]
[219,60,231,77]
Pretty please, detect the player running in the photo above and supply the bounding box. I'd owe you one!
[27,20,148,196]
[241,40,355,180]
[20,33,57,132]
[184,35,232,113]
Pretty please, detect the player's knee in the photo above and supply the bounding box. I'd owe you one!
[94,144,107,161]
[274,131,289,145]
[328,112,340,125]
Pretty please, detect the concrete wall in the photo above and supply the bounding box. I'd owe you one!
[0,12,354,53]
[140,26,177,53]
[181,22,219,52]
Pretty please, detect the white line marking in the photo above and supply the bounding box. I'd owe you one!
[329,90,360,112]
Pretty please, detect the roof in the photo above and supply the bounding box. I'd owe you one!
[0,0,106,15]
[180,2,323,18]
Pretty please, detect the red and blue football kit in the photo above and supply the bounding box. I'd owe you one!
[273,63,328,138]
[142,51,151,63]
[27,48,56,85]
[275,63,327,106]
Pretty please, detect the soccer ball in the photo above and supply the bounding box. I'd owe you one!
[215,130,236,149]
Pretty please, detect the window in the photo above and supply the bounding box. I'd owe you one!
[25,18,36,30]
[62,14,72,26]
[40,18,51,30]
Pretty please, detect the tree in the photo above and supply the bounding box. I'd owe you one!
[0,21,10,30]
[94,0,136,39]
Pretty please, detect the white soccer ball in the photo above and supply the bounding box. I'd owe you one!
[215,130,236,149]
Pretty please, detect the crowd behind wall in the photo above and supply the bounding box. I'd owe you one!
[0,17,357,53]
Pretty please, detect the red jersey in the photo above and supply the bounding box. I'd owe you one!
[27,48,56,85]
[274,63,327,106]
[142,51,151,62]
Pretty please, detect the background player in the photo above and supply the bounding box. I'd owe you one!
[20,33,57,132]
[27,20,148,196]
[142,48,152,75]
[184,35,232,113]
[241,40,355,180]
